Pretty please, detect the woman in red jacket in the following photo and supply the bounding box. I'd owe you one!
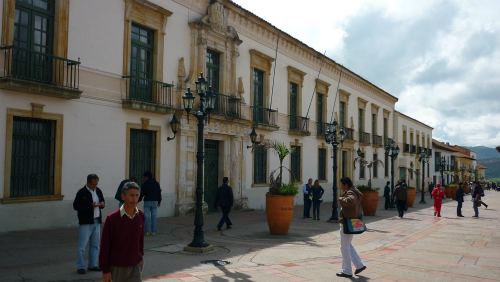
[432,183,445,217]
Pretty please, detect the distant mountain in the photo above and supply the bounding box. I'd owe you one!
[468,146,500,160]
[468,146,500,179]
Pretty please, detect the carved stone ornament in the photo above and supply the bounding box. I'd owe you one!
[177,57,186,90]
[207,0,227,33]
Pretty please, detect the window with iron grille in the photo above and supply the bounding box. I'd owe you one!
[13,0,54,82]
[318,148,327,181]
[10,116,56,198]
[290,146,301,182]
[373,154,378,178]
[129,129,156,182]
[130,23,154,102]
[253,145,267,184]
[206,49,220,93]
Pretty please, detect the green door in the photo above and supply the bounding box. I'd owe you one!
[129,129,156,182]
[204,140,219,212]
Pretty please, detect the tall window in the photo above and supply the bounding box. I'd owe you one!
[358,108,365,133]
[130,24,154,102]
[252,69,265,123]
[318,148,327,181]
[403,128,407,146]
[359,160,365,179]
[383,117,388,142]
[10,116,56,197]
[384,154,389,177]
[13,0,54,82]
[435,152,441,171]
[129,129,156,181]
[253,146,267,184]
[342,151,348,178]
[290,146,301,182]
[206,49,220,93]
[316,94,324,126]
[373,154,378,178]
[372,113,377,135]
[289,82,299,129]
[339,101,347,128]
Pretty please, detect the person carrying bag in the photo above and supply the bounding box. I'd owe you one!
[336,177,367,278]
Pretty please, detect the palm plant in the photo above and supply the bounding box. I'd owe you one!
[268,141,295,194]
[354,155,384,189]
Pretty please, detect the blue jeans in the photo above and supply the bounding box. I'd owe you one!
[76,223,100,269]
[473,201,479,217]
[144,201,158,233]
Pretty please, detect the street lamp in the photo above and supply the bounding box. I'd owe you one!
[418,148,430,204]
[324,120,345,222]
[182,73,216,252]
[167,113,180,141]
[384,138,400,208]
[439,156,447,186]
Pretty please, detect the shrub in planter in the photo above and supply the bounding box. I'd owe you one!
[406,187,416,207]
[357,185,380,216]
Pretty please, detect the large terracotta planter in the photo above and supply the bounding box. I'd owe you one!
[266,193,295,235]
[464,185,471,194]
[445,186,452,198]
[406,188,416,207]
[448,187,457,200]
[361,191,379,216]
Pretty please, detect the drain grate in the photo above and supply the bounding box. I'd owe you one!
[201,259,231,266]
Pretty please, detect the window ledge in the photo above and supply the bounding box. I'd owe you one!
[122,99,175,114]
[251,183,269,188]
[0,78,82,99]
[1,194,64,204]
[288,129,311,136]
[253,123,279,131]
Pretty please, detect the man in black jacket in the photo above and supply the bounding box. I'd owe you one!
[73,174,105,275]
[456,183,465,217]
[215,177,234,231]
[141,171,162,236]
[114,176,137,208]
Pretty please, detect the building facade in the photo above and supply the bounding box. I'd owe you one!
[1,0,428,231]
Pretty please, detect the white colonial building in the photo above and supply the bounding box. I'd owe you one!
[0,0,430,231]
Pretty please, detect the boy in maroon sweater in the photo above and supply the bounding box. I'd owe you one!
[99,182,144,282]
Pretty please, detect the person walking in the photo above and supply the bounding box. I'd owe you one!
[302,178,313,219]
[336,177,366,278]
[73,174,105,275]
[311,180,325,220]
[215,177,234,231]
[383,181,391,210]
[432,183,445,217]
[141,171,162,236]
[393,180,407,218]
[114,176,137,208]
[456,183,465,217]
[476,182,488,208]
[472,182,484,217]
[99,181,144,282]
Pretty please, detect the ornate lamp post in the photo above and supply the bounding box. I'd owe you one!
[182,73,216,252]
[419,148,430,204]
[439,156,447,186]
[384,138,400,208]
[324,120,345,222]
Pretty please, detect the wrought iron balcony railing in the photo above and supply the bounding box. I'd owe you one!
[212,93,242,119]
[289,115,310,134]
[252,106,278,127]
[359,132,371,144]
[372,134,383,146]
[316,122,328,136]
[345,128,354,140]
[410,145,417,154]
[404,144,410,152]
[123,76,174,109]
[0,45,80,92]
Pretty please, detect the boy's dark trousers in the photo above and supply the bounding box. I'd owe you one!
[384,196,390,210]
[396,200,405,217]
[303,197,312,218]
[217,206,232,229]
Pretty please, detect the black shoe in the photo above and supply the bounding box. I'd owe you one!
[227,225,232,229]
[77,269,86,274]
[355,266,367,275]
[472,215,478,218]
[88,267,101,272]
[217,226,222,231]
[336,272,353,278]
[458,215,464,217]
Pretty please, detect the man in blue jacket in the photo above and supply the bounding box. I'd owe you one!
[141,171,162,236]
[73,174,105,275]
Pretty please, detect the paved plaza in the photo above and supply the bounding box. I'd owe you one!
[1,190,500,282]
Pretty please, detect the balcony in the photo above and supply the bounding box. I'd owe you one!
[289,115,310,135]
[212,93,242,119]
[252,106,278,130]
[404,144,410,153]
[0,46,81,99]
[316,122,328,137]
[410,145,417,154]
[345,128,354,141]
[372,134,383,146]
[122,76,174,113]
[359,132,371,145]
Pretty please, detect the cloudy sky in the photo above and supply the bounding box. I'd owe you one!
[233,0,500,148]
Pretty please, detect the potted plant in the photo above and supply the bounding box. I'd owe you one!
[265,141,299,235]
[446,184,458,200]
[356,185,379,216]
[406,187,416,207]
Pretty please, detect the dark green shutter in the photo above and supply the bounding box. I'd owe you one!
[206,49,220,93]
[318,148,326,181]
[252,69,264,123]
[289,83,298,129]
[11,116,55,197]
[130,24,154,102]
[129,129,156,181]
[253,146,267,184]
[291,146,301,182]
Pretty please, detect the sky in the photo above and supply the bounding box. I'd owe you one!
[232,0,500,148]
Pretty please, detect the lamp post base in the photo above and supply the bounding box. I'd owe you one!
[184,244,214,253]
[419,199,426,204]
[327,216,339,222]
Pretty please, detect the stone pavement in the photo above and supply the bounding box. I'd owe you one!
[1,191,500,282]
